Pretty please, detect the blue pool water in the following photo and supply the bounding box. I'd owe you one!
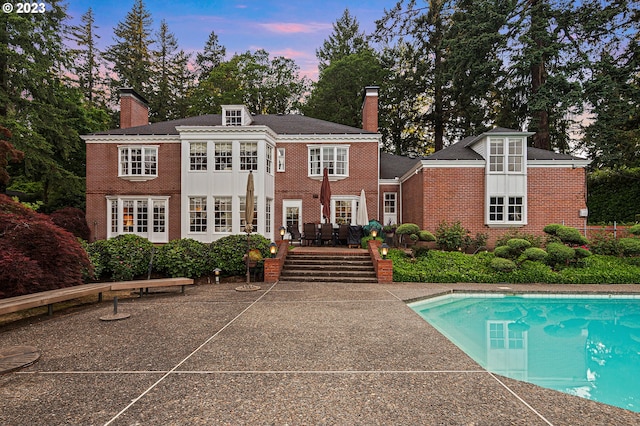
[409,293,640,412]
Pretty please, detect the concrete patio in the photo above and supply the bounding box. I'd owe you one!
[2,281,640,425]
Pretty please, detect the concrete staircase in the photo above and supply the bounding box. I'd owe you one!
[279,250,378,283]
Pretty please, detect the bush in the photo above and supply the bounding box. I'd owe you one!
[49,207,90,241]
[104,234,154,281]
[0,194,92,297]
[589,231,622,256]
[418,230,436,242]
[361,235,382,249]
[495,230,543,248]
[507,238,532,254]
[630,224,640,236]
[544,223,589,245]
[396,223,420,235]
[494,245,512,259]
[520,247,548,263]
[435,221,469,251]
[84,239,110,280]
[619,238,640,257]
[209,234,271,276]
[154,238,210,278]
[546,242,575,268]
[490,257,518,272]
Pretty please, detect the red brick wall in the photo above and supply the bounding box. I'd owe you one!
[400,166,587,247]
[274,141,379,227]
[85,142,182,241]
[362,88,379,133]
[378,183,400,224]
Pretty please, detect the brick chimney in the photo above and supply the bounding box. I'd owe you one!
[361,86,379,133]
[119,88,149,129]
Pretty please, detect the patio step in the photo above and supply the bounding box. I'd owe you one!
[279,252,378,283]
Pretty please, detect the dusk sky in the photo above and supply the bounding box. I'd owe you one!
[65,0,397,80]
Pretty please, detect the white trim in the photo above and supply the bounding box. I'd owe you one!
[528,160,591,168]
[83,135,178,143]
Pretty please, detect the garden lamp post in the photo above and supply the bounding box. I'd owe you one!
[381,243,389,259]
[371,229,378,238]
[269,242,277,257]
[214,268,221,284]
[279,226,286,240]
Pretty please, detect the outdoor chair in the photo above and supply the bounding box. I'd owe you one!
[287,224,302,245]
[320,223,334,246]
[337,224,349,245]
[347,225,364,248]
[303,223,318,246]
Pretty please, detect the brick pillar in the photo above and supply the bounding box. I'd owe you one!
[119,88,149,129]
[368,239,393,283]
[362,86,379,133]
[264,239,289,282]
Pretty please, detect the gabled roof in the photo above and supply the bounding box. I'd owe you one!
[380,152,420,180]
[92,114,376,136]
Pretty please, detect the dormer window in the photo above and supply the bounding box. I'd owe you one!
[222,105,253,126]
[225,109,242,126]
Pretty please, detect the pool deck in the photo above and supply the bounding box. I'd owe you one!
[2,281,640,425]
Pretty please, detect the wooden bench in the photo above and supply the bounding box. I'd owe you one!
[0,283,112,317]
[0,278,194,318]
[109,277,194,297]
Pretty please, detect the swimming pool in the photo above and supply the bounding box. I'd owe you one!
[409,293,640,413]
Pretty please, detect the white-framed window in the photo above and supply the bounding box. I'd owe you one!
[265,198,272,233]
[508,196,523,221]
[489,138,524,173]
[239,196,258,229]
[214,142,233,171]
[240,142,258,171]
[308,146,348,177]
[334,200,352,225]
[277,148,285,172]
[189,197,207,233]
[107,196,168,242]
[119,146,157,179]
[225,109,242,126]
[488,195,525,224]
[189,142,207,171]
[214,196,232,232]
[489,196,504,221]
[266,145,274,174]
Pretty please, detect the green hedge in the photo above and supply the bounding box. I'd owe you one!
[588,168,640,223]
[390,249,640,284]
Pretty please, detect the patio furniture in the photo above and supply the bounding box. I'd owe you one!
[303,223,318,246]
[337,224,349,245]
[320,223,334,246]
[287,224,302,245]
[347,225,364,248]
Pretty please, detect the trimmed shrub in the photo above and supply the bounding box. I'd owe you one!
[209,234,271,276]
[619,238,640,257]
[84,239,110,281]
[574,247,592,259]
[507,238,532,254]
[495,230,543,248]
[418,230,436,242]
[490,257,518,272]
[544,223,588,245]
[520,247,548,263]
[543,223,563,235]
[546,242,575,268]
[154,238,210,278]
[0,194,92,297]
[435,220,469,251]
[630,224,640,236]
[49,207,90,241]
[105,234,154,281]
[494,245,512,259]
[396,223,420,235]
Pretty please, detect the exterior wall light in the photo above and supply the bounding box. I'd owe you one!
[269,242,278,257]
[381,243,389,259]
[214,268,221,284]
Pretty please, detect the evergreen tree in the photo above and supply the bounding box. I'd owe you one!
[104,0,155,98]
[316,8,370,73]
[69,8,105,104]
[196,30,226,81]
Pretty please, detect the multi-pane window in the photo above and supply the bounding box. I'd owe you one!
[119,146,157,177]
[508,197,523,221]
[225,109,242,126]
[277,148,285,172]
[489,323,506,349]
[214,142,233,171]
[309,146,348,176]
[123,200,135,232]
[153,202,166,233]
[489,197,504,221]
[108,198,167,242]
[240,142,258,171]
[266,145,273,174]
[265,199,272,233]
[335,200,352,225]
[111,200,118,233]
[489,140,504,172]
[214,196,232,232]
[508,139,523,172]
[285,206,299,230]
[189,142,207,171]
[239,196,258,229]
[384,193,396,214]
[189,197,207,232]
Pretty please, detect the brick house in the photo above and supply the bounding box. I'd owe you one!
[83,87,590,245]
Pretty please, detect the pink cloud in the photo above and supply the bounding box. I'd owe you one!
[260,22,332,34]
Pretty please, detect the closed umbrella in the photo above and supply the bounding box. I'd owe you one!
[244,171,254,233]
[356,189,369,226]
[320,167,331,223]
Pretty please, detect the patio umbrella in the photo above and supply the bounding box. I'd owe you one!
[356,189,369,226]
[320,167,331,223]
[244,171,254,233]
